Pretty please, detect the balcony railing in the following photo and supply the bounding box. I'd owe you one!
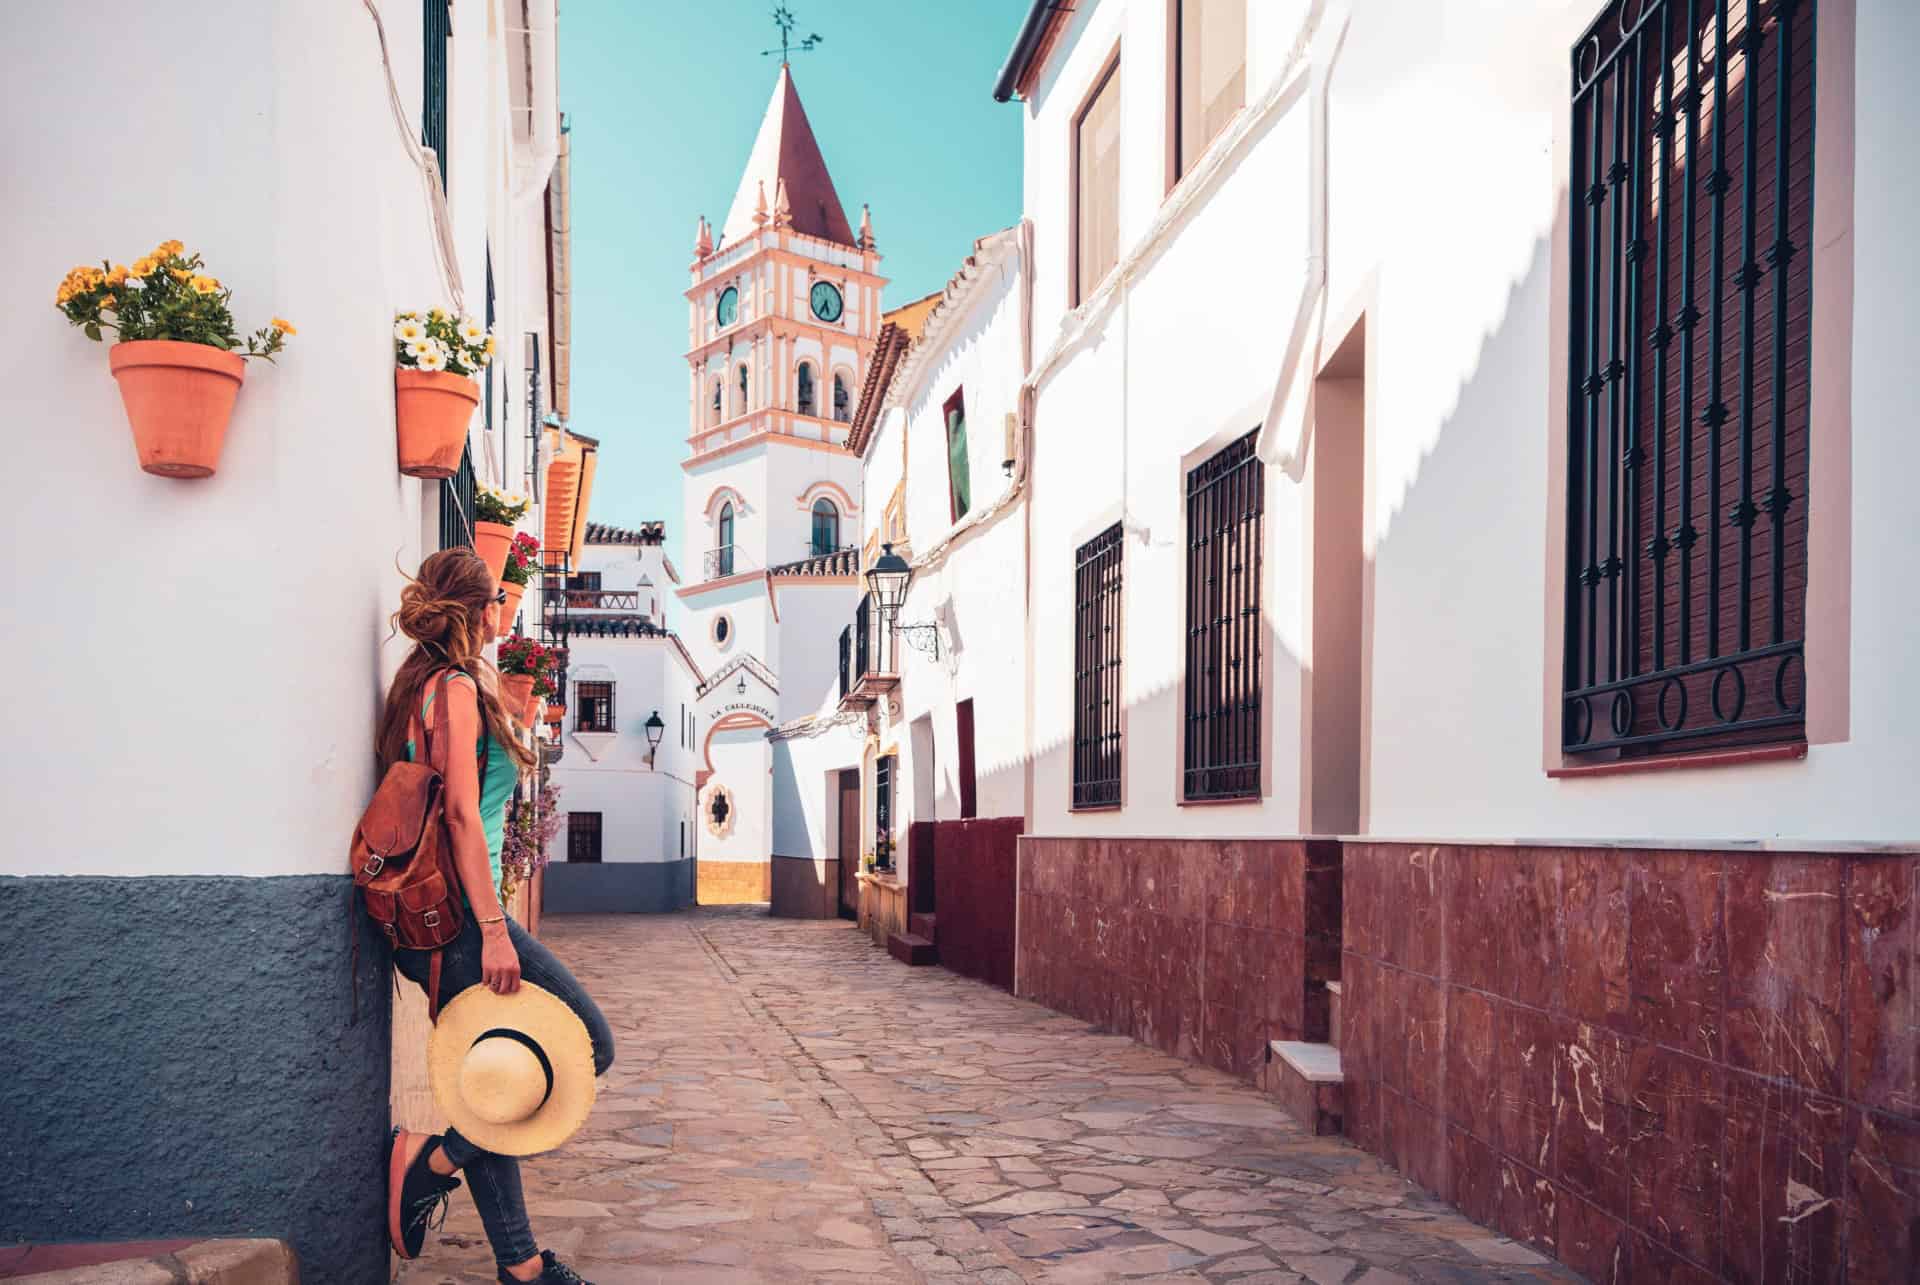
[560,590,641,610]
[837,593,897,708]
[703,545,736,579]
[568,616,671,640]
[770,546,858,577]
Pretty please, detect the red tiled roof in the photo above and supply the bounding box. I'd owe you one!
[846,322,910,457]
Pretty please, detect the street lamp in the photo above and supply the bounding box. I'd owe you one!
[736,673,748,695]
[863,542,939,659]
[644,709,665,770]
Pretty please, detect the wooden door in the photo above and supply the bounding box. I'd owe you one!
[836,769,860,919]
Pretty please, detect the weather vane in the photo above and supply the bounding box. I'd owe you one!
[760,5,823,63]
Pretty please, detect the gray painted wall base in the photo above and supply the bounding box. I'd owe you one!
[0,875,391,1284]
[543,859,693,913]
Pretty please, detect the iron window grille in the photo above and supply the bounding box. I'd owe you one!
[422,0,450,192]
[1184,430,1263,801]
[576,681,614,733]
[874,754,895,867]
[1073,523,1125,808]
[1562,0,1814,758]
[566,812,602,864]
[838,624,852,700]
[437,441,476,551]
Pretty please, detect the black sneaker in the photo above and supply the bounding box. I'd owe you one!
[387,1128,461,1259]
[498,1250,592,1284]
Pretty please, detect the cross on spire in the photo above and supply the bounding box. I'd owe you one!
[759,5,823,65]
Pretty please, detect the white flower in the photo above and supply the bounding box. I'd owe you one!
[457,316,485,343]
[416,346,448,372]
[468,343,493,367]
[394,318,425,343]
[405,338,434,360]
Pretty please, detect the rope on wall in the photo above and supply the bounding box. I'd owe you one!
[360,0,466,315]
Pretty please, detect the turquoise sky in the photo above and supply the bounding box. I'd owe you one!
[560,1,1028,568]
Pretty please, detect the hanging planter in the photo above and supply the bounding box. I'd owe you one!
[56,243,292,479]
[473,487,529,584]
[394,370,479,478]
[496,532,539,637]
[544,703,565,725]
[392,309,492,478]
[499,672,536,721]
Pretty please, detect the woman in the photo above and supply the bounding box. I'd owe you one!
[379,547,612,1285]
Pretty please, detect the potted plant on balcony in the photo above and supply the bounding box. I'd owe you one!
[55,242,292,478]
[474,486,528,584]
[393,307,494,478]
[498,532,540,637]
[498,634,561,725]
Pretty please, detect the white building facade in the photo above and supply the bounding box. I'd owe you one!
[1,2,573,1278]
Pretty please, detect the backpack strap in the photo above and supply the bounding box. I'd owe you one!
[426,950,445,1024]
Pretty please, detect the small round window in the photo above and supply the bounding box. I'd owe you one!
[716,617,730,643]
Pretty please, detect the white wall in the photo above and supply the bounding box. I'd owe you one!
[1,1,553,878]
[701,729,772,862]
[544,633,701,867]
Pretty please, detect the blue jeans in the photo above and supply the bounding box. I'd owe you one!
[393,912,614,1271]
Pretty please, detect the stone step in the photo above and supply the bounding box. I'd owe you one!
[909,912,938,941]
[1268,1040,1344,1137]
[886,931,938,966]
[1327,979,1343,1049]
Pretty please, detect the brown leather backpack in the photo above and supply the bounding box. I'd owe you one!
[351,667,488,1021]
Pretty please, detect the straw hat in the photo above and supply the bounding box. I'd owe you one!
[427,982,596,1156]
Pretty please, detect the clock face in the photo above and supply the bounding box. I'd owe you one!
[716,286,738,328]
[809,281,844,323]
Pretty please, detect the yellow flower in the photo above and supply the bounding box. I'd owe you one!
[99,293,115,309]
[156,239,185,258]
[129,256,158,279]
[189,274,220,295]
[169,267,190,281]
[428,306,448,322]
[55,284,72,306]
[271,318,296,335]
[106,264,129,287]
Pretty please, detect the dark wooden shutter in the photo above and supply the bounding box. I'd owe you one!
[956,699,978,820]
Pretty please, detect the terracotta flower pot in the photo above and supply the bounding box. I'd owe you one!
[523,690,543,725]
[497,580,526,638]
[545,703,565,725]
[108,340,247,479]
[394,369,479,479]
[500,673,535,721]
[474,521,514,584]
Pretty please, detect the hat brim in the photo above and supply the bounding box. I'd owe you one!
[427,981,596,1157]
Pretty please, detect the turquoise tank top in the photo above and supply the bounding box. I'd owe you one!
[405,673,518,892]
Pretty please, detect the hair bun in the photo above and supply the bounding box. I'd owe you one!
[397,582,466,645]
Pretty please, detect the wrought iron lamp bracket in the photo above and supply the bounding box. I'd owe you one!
[892,620,940,660]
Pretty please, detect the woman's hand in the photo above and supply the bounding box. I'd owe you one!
[480,920,521,994]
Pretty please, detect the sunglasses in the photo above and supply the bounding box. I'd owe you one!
[493,589,508,605]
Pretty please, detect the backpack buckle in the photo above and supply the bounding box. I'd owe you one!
[361,855,385,877]
[382,923,396,938]
[424,909,441,928]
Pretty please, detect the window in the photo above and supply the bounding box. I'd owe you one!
[1184,430,1263,800]
[1073,53,1122,305]
[714,615,731,645]
[833,373,851,423]
[567,571,602,591]
[437,442,476,551]
[1173,0,1247,183]
[710,378,722,427]
[576,681,614,733]
[1074,523,1125,808]
[680,703,687,747]
[737,363,750,414]
[567,812,602,864]
[873,753,895,866]
[715,502,734,577]
[956,699,978,819]
[710,790,731,828]
[796,362,816,417]
[1561,0,1814,758]
[811,498,840,555]
[422,0,451,191]
[944,389,972,521]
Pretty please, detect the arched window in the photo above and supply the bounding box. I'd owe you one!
[709,377,722,427]
[811,498,839,555]
[832,373,851,423]
[736,363,750,415]
[716,502,734,577]
[796,361,816,417]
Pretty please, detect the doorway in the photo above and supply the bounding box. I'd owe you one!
[836,768,860,919]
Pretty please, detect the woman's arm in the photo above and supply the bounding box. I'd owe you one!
[436,676,521,994]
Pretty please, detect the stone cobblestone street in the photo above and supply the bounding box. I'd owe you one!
[401,910,1578,1284]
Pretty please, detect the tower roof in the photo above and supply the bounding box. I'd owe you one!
[719,65,854,248]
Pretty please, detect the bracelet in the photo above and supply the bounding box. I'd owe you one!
[477,914,506,925]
